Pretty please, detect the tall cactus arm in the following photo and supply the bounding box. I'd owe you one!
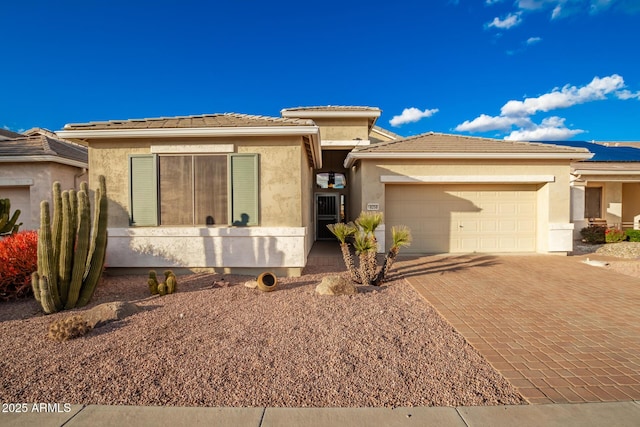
[51,182,63,270]
[64,191,91,310]
[69,190,78,236]
[77,176,108,308]
[58,191,74,306]
[38,201,63,312]
[31,272,41,303]
[37,275,58,315]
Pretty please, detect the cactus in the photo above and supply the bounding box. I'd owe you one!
[0,198,22,236]
[149,270,177,296]
[148,270,159,295]
[157,282,167,296]
[34,177,109,314]
[48,315,92,342]
[166,274,177,294]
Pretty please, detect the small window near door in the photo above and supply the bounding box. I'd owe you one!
[316,172,346,189]
[585,187,603,219]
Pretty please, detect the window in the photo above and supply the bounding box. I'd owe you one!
[585,187,602,219]
[159,155,227,225]
[316,172,346,189]
[129,153,258,226]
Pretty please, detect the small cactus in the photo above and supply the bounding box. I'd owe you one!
[166,274,177,294]
[149,270,177,296]
[48,315,92,342]
[0,198,22,236]
[157,282,167,296]
[148,270,159,295]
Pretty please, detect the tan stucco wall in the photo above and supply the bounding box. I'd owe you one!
[301,148,314,254]
[0,162,87,230]
[353,158,573,252]
[623,183,640,225]
[348,163,362,222]
[87,135,306,228]
[312,118,371,141]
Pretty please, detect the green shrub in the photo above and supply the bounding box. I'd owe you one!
[625,229,640,242]
[605,228,626,243]
[580,225,606,244]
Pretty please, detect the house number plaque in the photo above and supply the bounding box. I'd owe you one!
[366,203,380,211]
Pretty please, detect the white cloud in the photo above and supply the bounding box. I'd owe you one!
[500,74,625,116]
[485,0,504,4]
[456,74,633,140]
[616,89,640,100]
[526,36,542,44]
[515,0,639,20]
[487,12,523,29]
[590,0,614,14]
[389,107,439,127]
[455,114,532,132]
[504,117,585,141]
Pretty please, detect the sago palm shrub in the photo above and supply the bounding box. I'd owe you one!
[327,211,410,286]
[373,225,412,286]
[326,222,359,282]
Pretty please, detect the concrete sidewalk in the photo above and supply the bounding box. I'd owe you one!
[2,402,639,427]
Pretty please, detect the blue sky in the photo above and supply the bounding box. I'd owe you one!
[2,0,639,141]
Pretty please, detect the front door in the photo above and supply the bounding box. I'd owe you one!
[316,193,340,240]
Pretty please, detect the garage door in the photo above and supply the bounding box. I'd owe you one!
[385,184,536,253]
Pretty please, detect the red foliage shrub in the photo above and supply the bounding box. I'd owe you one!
[0,230,38,301]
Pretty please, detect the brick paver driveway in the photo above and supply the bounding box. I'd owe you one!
[400,254,640,405]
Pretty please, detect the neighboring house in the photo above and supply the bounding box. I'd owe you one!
[57,106,593,276]
[538,140,640,236]
[0,128,88,230]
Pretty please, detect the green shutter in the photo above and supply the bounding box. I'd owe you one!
[129,155,158,226]
[229,154,259,226]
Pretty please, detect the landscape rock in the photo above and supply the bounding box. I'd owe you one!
[244,280,258,289]
[315,275,358,296]
[82,301,141,329]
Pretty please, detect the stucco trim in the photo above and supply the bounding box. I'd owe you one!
[281,110,381,119]
[573,169,640,176]
[0,156,88,168]
[109,226,307,237]
[380,175,555,184]
[345,152,593,168]
[151,144,234,154]
[0,178,34,186]
[106,226,309,269]
[321,140,371,147]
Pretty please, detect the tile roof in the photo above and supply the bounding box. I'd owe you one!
[0,128,24,139]
[0,134,88,164]
[351,132,590,154]
[62,113,314,131]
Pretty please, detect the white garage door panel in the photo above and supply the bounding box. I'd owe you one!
[386,184,537,253]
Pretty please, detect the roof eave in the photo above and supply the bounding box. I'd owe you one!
[57,126,321,140]
[344,152,593,168]
[280,109,381,119]
[0,155,88,168]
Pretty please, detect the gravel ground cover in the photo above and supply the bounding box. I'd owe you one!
[573,241,640,278]
[0,267,524,408]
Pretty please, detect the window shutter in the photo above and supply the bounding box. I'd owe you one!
[129,155,158,226]
[229,154,259,226]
